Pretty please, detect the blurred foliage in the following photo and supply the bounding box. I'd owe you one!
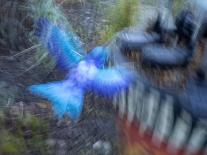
[26,0,85,68]
[0,81,19,106]
[172,0,186,16]
[142,0,186,17]
[0,0,82,76]
[0,1,69,154]
[25,0,73,71]
[0,130,26,155]
[26,0,70,25]
[0,106,51,155]
[0,0,74,50]
[99,0,139,43]
[0,0,30,51]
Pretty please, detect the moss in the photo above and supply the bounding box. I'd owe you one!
[0,108,50,154]
[0,130,26,155]
[27,135,50,155]
[21,113,49,133]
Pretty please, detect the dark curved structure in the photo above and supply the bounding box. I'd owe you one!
[114,2,207,154]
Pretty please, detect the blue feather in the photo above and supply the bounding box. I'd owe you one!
[86,46,110,68]
[30,18,136,121]
[89,66,136,97]
[34,18,50,38]
[29,80,84,121]
[35,18,85,70]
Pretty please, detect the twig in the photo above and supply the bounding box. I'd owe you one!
[58,0,67,6]
[18,52,48,76]
[12,44,41,58]
[6,98,12,107]
[79,0,86,6]
[58,0,85,7]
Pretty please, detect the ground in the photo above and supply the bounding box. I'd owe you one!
[0,0,119,154]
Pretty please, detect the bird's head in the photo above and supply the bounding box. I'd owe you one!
[86,46,110,68]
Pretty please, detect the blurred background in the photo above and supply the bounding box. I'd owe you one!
[0,0,206,155]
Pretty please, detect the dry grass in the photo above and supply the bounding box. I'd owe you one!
[0,0,81,76]
[99,0,140,43]
[172,0,186,16]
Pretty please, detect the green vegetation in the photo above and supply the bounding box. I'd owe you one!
[26,0,70,25]
[100,0,139,43]
[172,0,186,16]
[0,107,51,155]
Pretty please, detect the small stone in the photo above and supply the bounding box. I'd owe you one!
[93,140,112,155]
[57,150,67,155]
[102,142,111,155]
[93,140,102,150]
[46,139,56,147]
[35,102,51,109]
[57,140,67,149]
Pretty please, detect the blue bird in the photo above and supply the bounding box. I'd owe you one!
[29,18,136,121]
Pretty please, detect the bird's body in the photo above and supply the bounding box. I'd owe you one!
[29,18,135,121]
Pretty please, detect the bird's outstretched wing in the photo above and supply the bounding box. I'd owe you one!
[29,80,84,121]
[35,18,85,70]
[90,66,136,97]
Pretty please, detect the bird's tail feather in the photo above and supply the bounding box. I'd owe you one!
[28,81,84,121]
